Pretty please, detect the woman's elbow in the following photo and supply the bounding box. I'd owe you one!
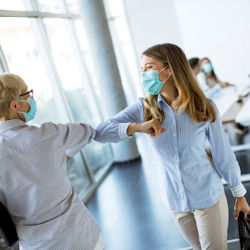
[94,132,121,143]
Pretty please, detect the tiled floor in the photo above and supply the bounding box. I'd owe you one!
[86,133,250,250]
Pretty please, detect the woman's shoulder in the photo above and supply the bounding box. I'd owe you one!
[128,97,144,109]
[207,98,218,109]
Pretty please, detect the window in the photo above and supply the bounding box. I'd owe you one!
[104,0,144,104]
[0,2,114,200]
[0,17,60,124]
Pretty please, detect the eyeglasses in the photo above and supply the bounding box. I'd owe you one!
[20,89,34,98]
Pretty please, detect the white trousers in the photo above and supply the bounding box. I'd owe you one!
[94,235,105,250]
[171,192,229,250]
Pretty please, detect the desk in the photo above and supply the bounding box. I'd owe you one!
[211,84,250,153]
[230,97,250,153]
[212,86,240,124]
[236,97,250,126]
[211,83,250,183]
[212,84,250,124]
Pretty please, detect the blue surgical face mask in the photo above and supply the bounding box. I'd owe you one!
[202,63,213,73]
[141,66,170,95]
[18,97,37,122]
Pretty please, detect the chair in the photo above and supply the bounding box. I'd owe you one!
[0,202,18,246]
[238,211,250,249]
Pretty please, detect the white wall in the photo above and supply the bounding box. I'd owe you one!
[124,0,183,63]
[124,0,250,84]
[174,0,250,84]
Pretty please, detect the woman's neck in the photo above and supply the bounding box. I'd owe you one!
[160,83,178,106]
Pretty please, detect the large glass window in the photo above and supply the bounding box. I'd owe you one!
[0,16,93,195]
[0,17,60,124]
[0,2,114,199]
[66,154,91,195]
[65,0,79,13]
[43,18,113,179]
[104,0,144,104]
[37,0,65,13]
[0,1,30,11]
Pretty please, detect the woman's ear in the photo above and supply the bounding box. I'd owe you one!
[166,67,172,76]
[9,100,20,113]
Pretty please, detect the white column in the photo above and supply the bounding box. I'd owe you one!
[78,0,140,161]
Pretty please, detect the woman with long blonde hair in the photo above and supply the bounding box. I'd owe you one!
[95,43,249,249]
[199,57,232,89]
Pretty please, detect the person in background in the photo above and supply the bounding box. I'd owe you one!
[197,57,247,134]
[95,43,249,250]
[188,57,201,76]
[199,57,233,88]
[0,73,104,250]
[189,57,224,98]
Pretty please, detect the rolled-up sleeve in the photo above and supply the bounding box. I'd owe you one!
[207,101,246,197]
[95,99,144,143]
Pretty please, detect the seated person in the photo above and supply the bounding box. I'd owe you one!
[188,57,201,76]
[199,57,233,88]
[189,57,222,98]
[0,73,104,250]
[191,58,246,134]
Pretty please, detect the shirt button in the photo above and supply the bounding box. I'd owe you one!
[173,134,176,136]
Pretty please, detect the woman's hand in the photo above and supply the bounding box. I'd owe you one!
[127,119,166,137]
[220,82,234,88]
[234,196,249,219]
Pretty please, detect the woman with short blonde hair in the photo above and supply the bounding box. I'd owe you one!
[0,73,104,250]
[0,73,27,120]
[95,43,249,249]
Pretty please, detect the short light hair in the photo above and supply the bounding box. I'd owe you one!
[0,73,27,118]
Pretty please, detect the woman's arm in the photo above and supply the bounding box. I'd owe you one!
[207,101,249,217]
[205,84,222,98]
[95,99,166,143]
[95,101,144,143]
[127,120,166,137]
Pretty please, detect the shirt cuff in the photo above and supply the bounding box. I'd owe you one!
[118,123,131,140]
[230,183,247,197]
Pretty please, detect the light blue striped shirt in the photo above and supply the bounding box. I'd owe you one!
[95,94,246,212]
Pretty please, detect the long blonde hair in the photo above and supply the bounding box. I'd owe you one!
[143,43,217,123]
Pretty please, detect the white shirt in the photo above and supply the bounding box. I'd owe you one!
[0,119,100,250]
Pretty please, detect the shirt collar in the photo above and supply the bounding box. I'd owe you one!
[157,94,179,108]
[0,119,26,133]
[157,94,170,110]
[157,94,163,108]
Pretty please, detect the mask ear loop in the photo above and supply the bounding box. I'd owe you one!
[162,73,172,84]
[159,65,171,83]
[16,98,29,114]
[159,65,169,73]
